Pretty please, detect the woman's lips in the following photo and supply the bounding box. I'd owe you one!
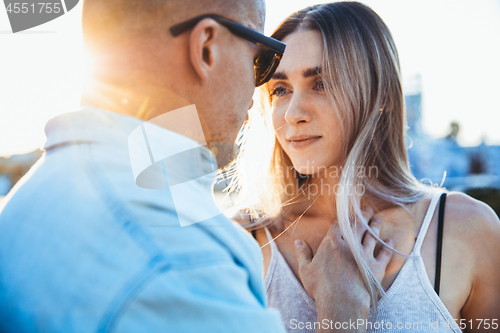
[288,136,322,149]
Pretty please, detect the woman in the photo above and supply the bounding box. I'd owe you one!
[228,2,500,332]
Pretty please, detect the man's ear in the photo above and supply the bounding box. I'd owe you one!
[189,19,221,85]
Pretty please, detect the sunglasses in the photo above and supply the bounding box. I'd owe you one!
[170,14,286,87]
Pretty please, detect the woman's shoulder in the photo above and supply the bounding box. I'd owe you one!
[443,191,500,266]
[444,191,500,237]
[230,209,274,245]
[443,191,500,316]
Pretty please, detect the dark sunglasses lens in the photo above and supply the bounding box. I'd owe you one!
[255,50,281,87]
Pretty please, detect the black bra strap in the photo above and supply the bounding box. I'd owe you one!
[435,192,447,296]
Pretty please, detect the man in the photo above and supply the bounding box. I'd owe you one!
[0,0,390,332]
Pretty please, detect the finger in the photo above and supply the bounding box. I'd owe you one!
[321,223,357,262]
[357,207,374,242]
[320,222,343,249]
[363,217,382,255]
[376,238,394,266]
[295,239,314,272]
[309,224,345,267]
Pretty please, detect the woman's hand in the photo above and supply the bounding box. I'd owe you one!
[359,215,394,286]
[294,210,393,332]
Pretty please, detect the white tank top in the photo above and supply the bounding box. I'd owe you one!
[264,191,462,333]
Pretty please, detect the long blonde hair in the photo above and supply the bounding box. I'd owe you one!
[226,1,430,307]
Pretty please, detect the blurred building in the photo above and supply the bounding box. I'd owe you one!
[404,75,500,215]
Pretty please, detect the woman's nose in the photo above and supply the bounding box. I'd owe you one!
[284,94,311,125]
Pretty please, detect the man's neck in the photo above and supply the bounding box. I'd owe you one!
[80,80,191,121]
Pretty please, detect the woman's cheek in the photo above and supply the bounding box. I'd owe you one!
[272,110,286,136]
[272,105,283,124]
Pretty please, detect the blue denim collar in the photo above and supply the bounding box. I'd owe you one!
[43,107,145,151]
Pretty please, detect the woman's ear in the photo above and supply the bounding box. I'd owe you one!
[188,19,221,85]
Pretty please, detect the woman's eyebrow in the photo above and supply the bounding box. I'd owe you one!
[271,72,287,80]
[303,67,321,78]
[271,67,321,81]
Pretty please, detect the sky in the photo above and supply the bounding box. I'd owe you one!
[0,0,499,157]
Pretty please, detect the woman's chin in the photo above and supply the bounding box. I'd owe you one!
[294,165,325,176]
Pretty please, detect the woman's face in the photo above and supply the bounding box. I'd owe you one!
[270,30,342,175]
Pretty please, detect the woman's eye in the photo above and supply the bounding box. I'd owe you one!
[314,79,325,91]
[270,86,289,98]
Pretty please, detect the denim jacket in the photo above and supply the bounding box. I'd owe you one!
[0,107,284,333]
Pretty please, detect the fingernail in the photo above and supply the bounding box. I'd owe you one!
[295,239,303,249]
[386,239,394,246]
[365,207,374,214]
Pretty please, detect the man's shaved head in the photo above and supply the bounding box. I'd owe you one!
[82,0,265,51]
[81,0,266,158]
